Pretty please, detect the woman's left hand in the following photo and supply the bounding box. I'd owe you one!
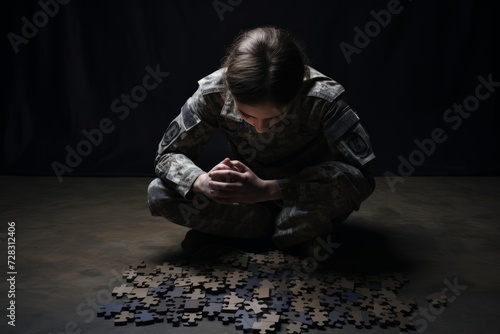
[208,160,281,204]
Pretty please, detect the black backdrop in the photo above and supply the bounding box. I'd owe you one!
[3,0,499,182]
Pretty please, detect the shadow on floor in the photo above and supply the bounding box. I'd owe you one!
[324,223,419,274]
[149,222,421,276]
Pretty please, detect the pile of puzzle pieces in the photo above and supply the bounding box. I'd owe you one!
[98,250,422,332]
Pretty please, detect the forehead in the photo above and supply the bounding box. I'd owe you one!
[234,100,285,118]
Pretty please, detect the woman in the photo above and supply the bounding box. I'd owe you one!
[147,27,375,260]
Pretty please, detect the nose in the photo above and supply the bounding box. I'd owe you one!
[253,120,267,133]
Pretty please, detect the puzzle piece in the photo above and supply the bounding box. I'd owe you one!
[252,321,279,334]
[134,310,164,326]
[269,296,290,313]
[211,268,228,280]
[254,286,271,299]
[218,311,237,325]
[140,295,159,309]
[395,312,415,331]
[97,304,123,319]
[129,260,146,270]
[128,287,149,299]
[114,311,134,326]
[236,287,254,301]
[182,311,203,326]
[165,297,185,312]
[205,293,225,304]
[234,309,257,332]
[244,298,268,315]
[186,288,205,300]
[224,292,245,307]
[290,296,311,312]
[342,289,363,305]
[165,311,183,327]
[347,309,375,328]
[122,269,138,282]
[223,302,241,313]
[425,292,448,308]
[184,299,206,312]
[204,280,226,293]
[150,299,169,315]
[112,284,134,298]
[327,309,345,328]
[147,285,171,298]
[174,277,193,287]
[309,310,329,328]
[165,286,188,299]
[156,262,183,276]
[286,321,308,334]
[123,299,142,312]
[282,311,313,326]
[226,270,250,289]
[319,295,341,308]
[369,302,395,327]
[202,302,222,320]
[391,298,416,315]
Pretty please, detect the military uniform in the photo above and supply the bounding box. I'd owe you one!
[147,67,375,249]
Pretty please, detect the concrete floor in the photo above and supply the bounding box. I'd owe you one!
[0,176,499,334]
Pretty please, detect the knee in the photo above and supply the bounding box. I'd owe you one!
[147,178,178,216]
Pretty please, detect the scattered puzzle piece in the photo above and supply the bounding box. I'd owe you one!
[97,304,122,319]
[425,291,448,308]
[203,302,222,320]
[134,310,163,326]
[286,321,308,334]
[234,309,257,332]
[182,311,203,326]
[100,250,423,333]
[114,311,134,326]
[112,284,134,298]
[244,298,268,315]
[347,308,375,329]
[327,309,346,328]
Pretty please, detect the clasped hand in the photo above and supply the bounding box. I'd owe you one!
[192,158,280,204]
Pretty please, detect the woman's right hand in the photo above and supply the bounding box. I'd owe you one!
[192,158,239,197]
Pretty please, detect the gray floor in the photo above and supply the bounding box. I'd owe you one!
[0,176,499,334]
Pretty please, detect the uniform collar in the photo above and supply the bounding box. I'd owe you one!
[220,93,243,122]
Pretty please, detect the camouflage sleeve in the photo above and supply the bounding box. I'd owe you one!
[276,97,376,210]
[154,87,219,198]
[321,98,376,204]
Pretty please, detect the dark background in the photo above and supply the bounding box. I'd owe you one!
[3,0,499,181]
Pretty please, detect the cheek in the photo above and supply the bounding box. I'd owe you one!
[268,119,280,128]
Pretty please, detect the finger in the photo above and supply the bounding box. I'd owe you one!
[229,160,248,172]
[211,164,233,172]
[221,158,234,167]
[209,180,243,192]
[209,170,245,182]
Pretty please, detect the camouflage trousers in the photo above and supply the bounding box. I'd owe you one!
[147,162,361,249]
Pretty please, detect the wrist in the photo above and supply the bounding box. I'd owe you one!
[264,180,282,201]
[192,173,208,193]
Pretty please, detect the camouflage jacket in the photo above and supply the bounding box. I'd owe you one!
[154,67,376,207]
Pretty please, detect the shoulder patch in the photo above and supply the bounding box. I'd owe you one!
[345,132,369,157]
[162,121,180,146]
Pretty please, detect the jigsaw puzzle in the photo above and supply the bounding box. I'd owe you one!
[98,249,445,331]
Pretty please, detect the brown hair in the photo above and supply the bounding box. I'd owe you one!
[222,27,309,107]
